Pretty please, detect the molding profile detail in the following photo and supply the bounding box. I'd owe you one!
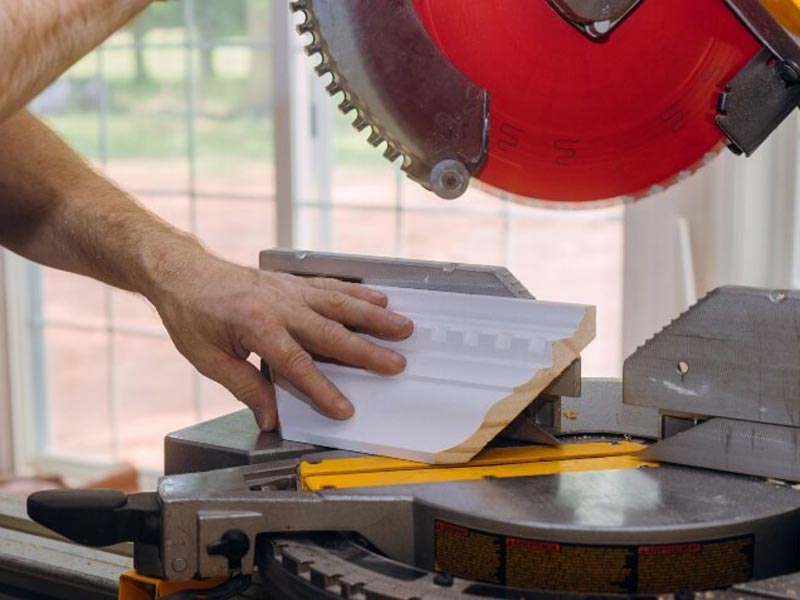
[276,286,595,463]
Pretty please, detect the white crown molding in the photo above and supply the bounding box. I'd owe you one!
[277,286,595,464]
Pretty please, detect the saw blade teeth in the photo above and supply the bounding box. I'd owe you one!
[325,80,341,95]
[297,20,317,38]
[338,98,355,113]
[295,3,421,184]
[304,43,322,56]
[367,130,385,147]
[383,145,402,162]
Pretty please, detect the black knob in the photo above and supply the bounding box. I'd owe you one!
[27,489,160,547]
[207,529,251,570]
[433,572,454,587]
[778,60,800,85]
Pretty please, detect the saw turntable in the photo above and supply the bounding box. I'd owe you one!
[24,250,800,599]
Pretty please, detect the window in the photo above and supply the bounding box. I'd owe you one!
[5,0,623,480]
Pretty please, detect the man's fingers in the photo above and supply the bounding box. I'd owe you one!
[304,277,389,307]
[305,288,414,340]
[210,354,278,431]
[252,329,354,420]
[295,312,406,375]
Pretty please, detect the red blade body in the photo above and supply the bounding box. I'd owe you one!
[413,0,761,202]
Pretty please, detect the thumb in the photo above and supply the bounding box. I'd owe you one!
[215,355,278,431]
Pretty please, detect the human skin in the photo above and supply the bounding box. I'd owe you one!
[0,3,413,430]
[0,2,154,123]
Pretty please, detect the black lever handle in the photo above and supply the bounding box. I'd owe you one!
[27,489,160,547]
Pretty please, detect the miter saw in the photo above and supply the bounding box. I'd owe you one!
[19,2,800,599]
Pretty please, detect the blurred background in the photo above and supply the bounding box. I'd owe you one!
[1,0,799,487]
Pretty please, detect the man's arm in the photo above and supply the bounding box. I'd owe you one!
[0,1,153,123]
[0,111,413,430]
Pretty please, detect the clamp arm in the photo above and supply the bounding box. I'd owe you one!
[27,488,160,547]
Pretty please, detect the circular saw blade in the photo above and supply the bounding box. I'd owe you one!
[412,0,761,203]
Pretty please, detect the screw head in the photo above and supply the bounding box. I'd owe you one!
[587,19,611,37]
[430,160,470,200]
[172,557,187,572]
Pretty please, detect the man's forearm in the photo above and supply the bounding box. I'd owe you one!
[0,110,200,298]
[0,1,153,123]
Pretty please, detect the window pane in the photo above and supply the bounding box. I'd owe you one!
[42,270,107,329]
[298,206,400,256]
[509,208,624,376]
[403,211,507,265]
[46,328,112,460]
[330,112,397,208]
[101,45,190,191]
[194,63,275,197]
[115,334,194,471]
[111,291,162,334]
[200,377,239,423]
[196,198,276,265]
[195,0,267,45]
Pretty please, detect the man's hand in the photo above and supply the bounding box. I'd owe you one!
[150,253,413,430]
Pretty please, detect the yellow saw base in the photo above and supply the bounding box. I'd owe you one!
[299,441,656,491]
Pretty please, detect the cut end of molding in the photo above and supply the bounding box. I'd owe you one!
[438,306,595,463]
[277,286,596,464]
